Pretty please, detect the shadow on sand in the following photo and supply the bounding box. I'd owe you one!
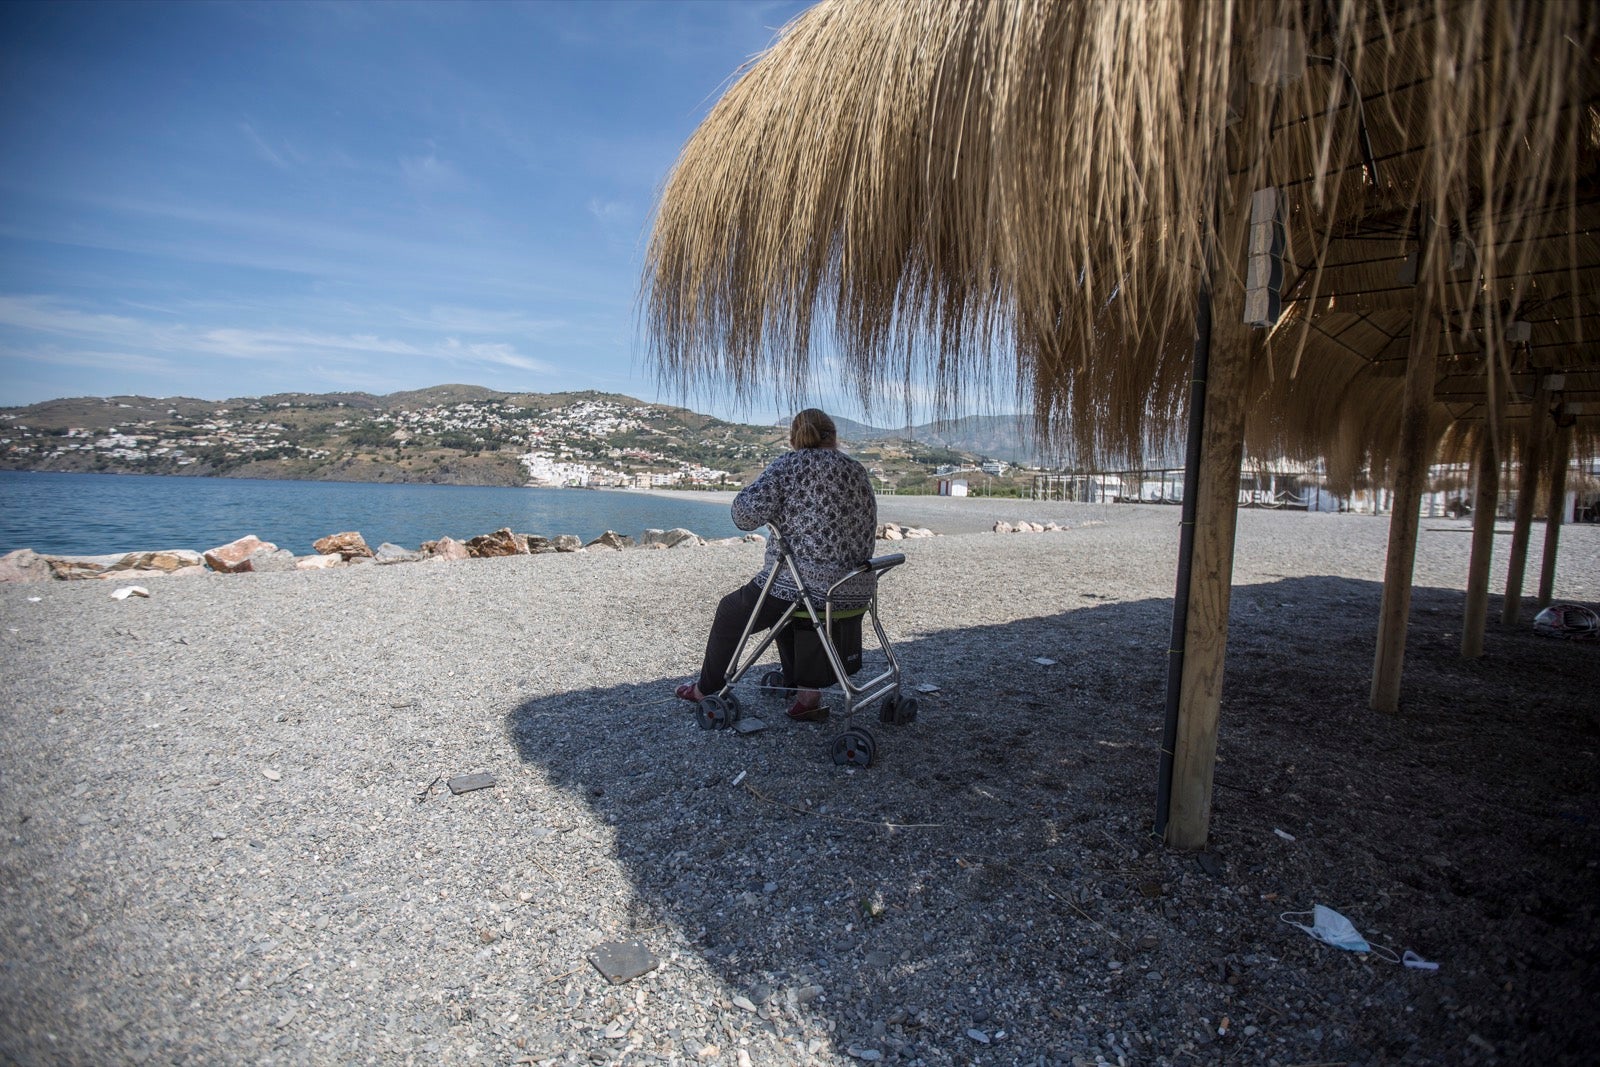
[502,576,1598,1063]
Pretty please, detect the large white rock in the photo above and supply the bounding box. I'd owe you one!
[643,528,700,549]
[0,548,54,583]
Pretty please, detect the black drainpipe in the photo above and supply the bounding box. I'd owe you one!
[1154,259,1214,843]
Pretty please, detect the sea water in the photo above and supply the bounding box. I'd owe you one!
[0,471,744,557]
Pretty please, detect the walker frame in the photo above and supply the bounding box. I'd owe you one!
[691,527,915,767]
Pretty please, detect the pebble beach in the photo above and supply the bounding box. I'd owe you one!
[2,497,1597,1066]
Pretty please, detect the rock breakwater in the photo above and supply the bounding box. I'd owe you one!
[0,522,936,583]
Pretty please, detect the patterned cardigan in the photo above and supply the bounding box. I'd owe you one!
[731,447,879,607]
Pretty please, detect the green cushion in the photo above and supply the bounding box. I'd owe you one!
[794,603,868,623]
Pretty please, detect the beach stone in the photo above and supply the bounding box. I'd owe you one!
[588,940,658,984]
[643,528,700,549]
[904,526,934,537]
[465,528,525,557]
[880,523,904,540]
[44,553,127,580]
[204,536,275,573]
[586,531,632,550]
[295,554,340,571]
[423,536,471,561]
[0,548,54,583]
[993,522,1014,534]
[552,534,583,552]
[374,543,423,563]
[115,550,205,573]
[167,565,208,577]
[313,531,373,560]
[447,772,496,795]
[523,535,555,554]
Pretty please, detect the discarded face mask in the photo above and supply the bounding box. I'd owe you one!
[1282,904,1373,952]
[1282,905,1413,965]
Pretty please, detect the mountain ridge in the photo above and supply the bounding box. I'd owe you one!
[1,386,1044,488]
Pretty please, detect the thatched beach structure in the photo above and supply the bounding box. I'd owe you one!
[641,0,1599,847]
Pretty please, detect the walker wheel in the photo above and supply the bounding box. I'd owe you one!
[723,692,743,722]
[830,726,876,768]
[696,695,733,731]
[759,669,793,697]
[879,693,919,726]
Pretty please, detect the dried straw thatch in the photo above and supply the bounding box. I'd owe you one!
[642,0,1599,484]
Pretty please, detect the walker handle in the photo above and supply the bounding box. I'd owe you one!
[826,553,905,597]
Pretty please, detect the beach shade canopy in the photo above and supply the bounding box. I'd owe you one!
[641,0,1599,847]
[641,0,1599,484]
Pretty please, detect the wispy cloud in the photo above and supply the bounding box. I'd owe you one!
[439,338,549,372]
[238,121,292,170]
[587,198,630,223]
[0,294,556,377]
[0,189,611,305]
[0,342,178,377]
[400,150,465,193]
[401,305,565,335]
[0,295,157,342]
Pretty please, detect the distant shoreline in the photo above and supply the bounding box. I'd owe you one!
[627,485,1145,536]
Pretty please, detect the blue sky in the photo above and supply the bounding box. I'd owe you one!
[0,0,857,424]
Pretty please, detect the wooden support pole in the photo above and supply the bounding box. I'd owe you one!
[1502,376,1549,625]
[1166,286,1255,850]
[1461,427,1500,658]
[1370,312,1441,713]
[1537,420,1572,607]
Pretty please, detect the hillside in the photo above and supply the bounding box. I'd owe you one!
[0,387,1033,491]
[835,413,1046,466]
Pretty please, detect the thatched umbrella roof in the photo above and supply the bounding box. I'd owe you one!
[642,0,1599,486]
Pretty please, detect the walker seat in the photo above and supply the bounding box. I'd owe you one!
[690,526,915,768]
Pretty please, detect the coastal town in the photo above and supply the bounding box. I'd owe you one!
[0,387,1031,494]
[0,390,774,488]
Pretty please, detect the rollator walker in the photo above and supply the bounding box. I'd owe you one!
[690,526,917,767]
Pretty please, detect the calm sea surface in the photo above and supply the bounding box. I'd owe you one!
[0,471,744,557]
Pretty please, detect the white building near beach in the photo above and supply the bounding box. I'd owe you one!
[519,451,592,487]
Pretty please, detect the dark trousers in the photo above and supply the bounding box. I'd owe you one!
[698,580,795,694]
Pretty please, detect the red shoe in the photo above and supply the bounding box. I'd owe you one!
[675,683,701,703]
[786,699,829,723]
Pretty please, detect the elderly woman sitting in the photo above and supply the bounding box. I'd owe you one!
[676,408,877,720]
